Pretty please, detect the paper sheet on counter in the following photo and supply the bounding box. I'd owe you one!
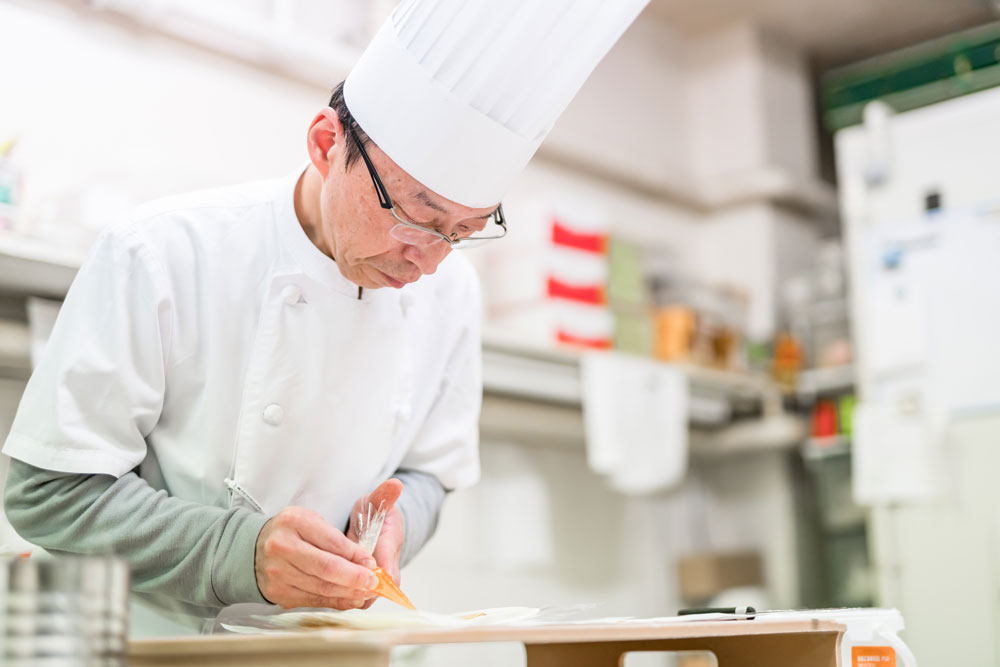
[220,607,542,633]
[219,606,773,634]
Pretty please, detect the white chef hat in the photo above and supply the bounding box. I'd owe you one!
[344,0,649,208]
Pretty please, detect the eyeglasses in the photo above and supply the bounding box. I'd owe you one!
[349,128,507,250]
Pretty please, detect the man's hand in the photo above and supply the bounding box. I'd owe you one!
[254,506,379,610]
[347,478,405,608]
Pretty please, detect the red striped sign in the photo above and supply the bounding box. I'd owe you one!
[551,220,608,254]
[547,277,606,305]
[557,329,613,350]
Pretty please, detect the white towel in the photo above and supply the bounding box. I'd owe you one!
[581,351,688,494]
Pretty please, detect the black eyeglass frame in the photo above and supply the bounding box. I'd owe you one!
[348,128,507,248]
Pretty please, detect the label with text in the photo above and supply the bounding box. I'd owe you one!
[852,646,895,666]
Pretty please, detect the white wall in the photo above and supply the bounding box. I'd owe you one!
[686,23,769,185]
[690,203,820,341]
[0,1,332,242]
[543,15,694,195]
[685,22,818,188]
[758,32,820,183]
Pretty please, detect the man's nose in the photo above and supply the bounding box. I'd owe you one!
[403,241,450,275]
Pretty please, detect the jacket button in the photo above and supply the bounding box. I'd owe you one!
[282,285,303,305]
[262,403,284,425]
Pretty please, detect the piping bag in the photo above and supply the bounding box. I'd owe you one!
[356,499,416,610]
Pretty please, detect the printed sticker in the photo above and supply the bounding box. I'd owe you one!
[852,646,895,666]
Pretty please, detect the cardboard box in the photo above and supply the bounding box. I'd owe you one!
[677,551,763,604]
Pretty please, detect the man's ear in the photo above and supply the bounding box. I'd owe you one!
[306,107,344,180]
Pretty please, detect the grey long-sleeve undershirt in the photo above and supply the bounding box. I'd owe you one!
[4,459,445,610]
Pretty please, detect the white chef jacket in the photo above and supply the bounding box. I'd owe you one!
[3,166,482,535]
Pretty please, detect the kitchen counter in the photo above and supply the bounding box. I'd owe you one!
[129,616,844,667]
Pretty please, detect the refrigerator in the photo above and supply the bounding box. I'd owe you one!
[836,84,1000,664]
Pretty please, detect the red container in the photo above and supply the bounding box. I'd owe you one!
[811,400,839,439]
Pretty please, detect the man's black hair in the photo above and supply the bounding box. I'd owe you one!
[328,81,371,171]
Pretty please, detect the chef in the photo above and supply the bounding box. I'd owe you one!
[2,0,649,632]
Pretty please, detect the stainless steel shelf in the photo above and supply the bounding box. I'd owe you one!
[482,334,779,427]
[801,435,851,461]
[796,365,855,400]
[482,337,583,406]
[0,234,85,298]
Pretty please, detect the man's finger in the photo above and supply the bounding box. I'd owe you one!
[293,541,378,590]
[294,511,376,569]
[285,585,370,611]
[373,540,401,579]
[368,478,403,512]
[282,563,376,601]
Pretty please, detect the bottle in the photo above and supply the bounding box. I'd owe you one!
[772,331,803,390]
[0,137,23,233]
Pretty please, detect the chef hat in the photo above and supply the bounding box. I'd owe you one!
[344,0,649,208]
